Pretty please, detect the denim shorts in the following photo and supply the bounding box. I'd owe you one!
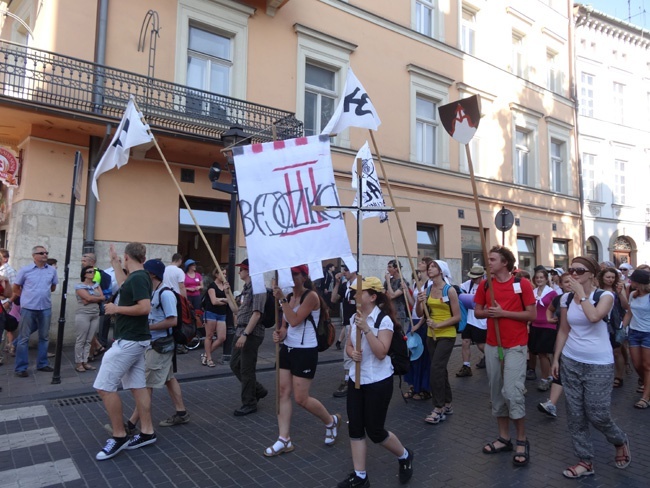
[204,311,227,322]
[628,328,650,348]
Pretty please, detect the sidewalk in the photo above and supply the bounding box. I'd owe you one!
[0,331,345,406]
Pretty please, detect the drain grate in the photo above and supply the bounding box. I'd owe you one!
[54,395,103,407]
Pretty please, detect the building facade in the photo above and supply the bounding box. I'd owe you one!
[0,0,581,341]
[575,3,650,267]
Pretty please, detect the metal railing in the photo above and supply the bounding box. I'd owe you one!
[0,40,303,141]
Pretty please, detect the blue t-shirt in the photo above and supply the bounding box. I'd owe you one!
[150,286,177,341]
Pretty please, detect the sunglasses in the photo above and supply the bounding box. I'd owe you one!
[567,267,589,276]
[85,270,95,274]
[34,251,49,256]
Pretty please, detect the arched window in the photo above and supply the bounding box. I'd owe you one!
[586,237,599,263]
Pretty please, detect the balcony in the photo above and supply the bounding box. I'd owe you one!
[0,40,302,142]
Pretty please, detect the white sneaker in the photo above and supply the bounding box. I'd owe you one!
[537,400,557,418]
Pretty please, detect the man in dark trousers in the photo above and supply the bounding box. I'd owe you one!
[230,259,268,416]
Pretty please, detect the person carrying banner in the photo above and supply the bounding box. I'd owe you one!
[337,277,414,488]
[266,265,341,456]
[474,246,536,467]
[230,259,268,416]
[416,260,459,425]
[384,260,409,331]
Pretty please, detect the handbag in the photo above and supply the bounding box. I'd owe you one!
[0,306,18,332]
[151,335,175,354]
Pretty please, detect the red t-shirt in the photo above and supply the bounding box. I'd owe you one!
[474,276,535,348]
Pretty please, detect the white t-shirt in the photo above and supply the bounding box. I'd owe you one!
[411,279,433,320]
[349,306,394,385]
[162,265,185,294]
[560,290,614,365]
[283,300,319,349]
[629,291,650,333]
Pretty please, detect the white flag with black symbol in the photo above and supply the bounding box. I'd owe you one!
[351,141,388,223]
[321,68,381,135]
[91,97,154,201]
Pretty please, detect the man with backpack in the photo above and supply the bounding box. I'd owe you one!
[230,259,268,416]
[124,259,190,432]
[474,246,536,467]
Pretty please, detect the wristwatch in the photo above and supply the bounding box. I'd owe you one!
[242,331,250,337]
[579,296,588,303]
[279,298,288,304]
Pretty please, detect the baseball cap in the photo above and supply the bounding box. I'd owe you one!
[183,259,196,271]
[361,277,384,292]
[630,269,650,285]
[235,258,249,270]
[291,264,309,275]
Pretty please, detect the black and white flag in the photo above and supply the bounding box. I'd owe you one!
[321,68,381,135]
[351,141,388,223]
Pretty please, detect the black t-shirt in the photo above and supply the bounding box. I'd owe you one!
[205,282,228,315]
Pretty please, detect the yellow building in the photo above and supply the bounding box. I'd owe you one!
[0,0,580,339]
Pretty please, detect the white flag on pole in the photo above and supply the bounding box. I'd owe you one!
[321,68,381,135]
[91,97,154,201]
[351,141,388,223]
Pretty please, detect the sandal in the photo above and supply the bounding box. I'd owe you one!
[424,410,446,425]
[82,363,96,371]
[634,398,650,409]
[412,391,431,401]
[443,405,453,415]
[482,437,512,454]
[264,437,295,457]
[324,414,341,446]
[563,460,594,478]
[636,384,644,393]
[402,386,414,399]
[206,359,216,368]
[200,354,207,366]
[512,439,530,466]
[615,438,631,469]
[95,346,107,356]
[75,364,86,373]
[613,377,623,388]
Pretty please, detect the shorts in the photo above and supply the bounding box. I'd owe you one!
[144,347,174,388]
[628,328,650,349]
[528,326,557,354]
[461,323,487,344]
[93,339,149,392]
[279,343,318,379]
[205,311,227,322]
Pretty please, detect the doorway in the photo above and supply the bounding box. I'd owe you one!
[177,197,231,278]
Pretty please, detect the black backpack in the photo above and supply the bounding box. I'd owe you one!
[373,311,410,376]
[260,288,278,328]
[287,290,335,352]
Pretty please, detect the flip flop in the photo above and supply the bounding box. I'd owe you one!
[634,398,650,409]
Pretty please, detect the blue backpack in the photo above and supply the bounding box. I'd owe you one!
[426,283,468,333]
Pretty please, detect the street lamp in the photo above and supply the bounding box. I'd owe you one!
[209,125,249,361]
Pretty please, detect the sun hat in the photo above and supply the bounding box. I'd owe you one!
[406,332,424,361]
[467,265,485,279]
[619,263,633,271]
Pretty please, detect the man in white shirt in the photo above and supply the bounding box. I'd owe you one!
[163,253,186,297]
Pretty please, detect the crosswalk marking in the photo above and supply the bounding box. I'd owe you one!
[0,427,60,452]
[0,405,47,422]
[0,406,81,488]
[0,459,81,488]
